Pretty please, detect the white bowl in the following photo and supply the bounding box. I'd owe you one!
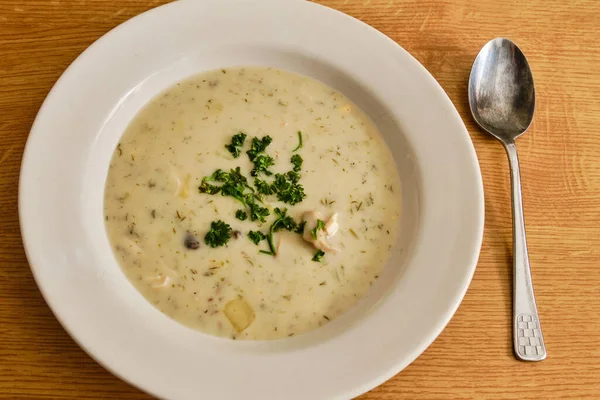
[19,1,484,399]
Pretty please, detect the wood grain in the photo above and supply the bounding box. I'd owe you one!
[1,0,599,398]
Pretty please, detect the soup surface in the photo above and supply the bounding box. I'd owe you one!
[104,67,401,340]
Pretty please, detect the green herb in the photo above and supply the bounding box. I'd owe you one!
[219,168,250,206]
[312,250,325,262]
[204,220,232,248]
[255,172,304,205]
[199,134,308,245]
[224,132,247,158]
[295,221,306,235]
[247,196,270,222]
[209,169,230,182]
[310,219,326,240]
[285,170,300,183]
[265,208,298,256]
[246,136,275,177]
[250,153,275,177]
[208,135,305,206]
[254,178,275,195]
[272,172,305,205]
[198,180,222,195]
[292,131,303,152]
[246,135,272,161]
[235,209,247,221]
[225,167,250,187]
[291,154,303,172]
[248,230,266,245]
[199,168,267,221]
[273,208,297,231]
[199,167,251,203]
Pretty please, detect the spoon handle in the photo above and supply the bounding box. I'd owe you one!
[504,142,547,361]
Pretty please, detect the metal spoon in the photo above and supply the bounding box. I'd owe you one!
[468,37,546,361]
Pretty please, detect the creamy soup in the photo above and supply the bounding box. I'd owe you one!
[104,67,401,340]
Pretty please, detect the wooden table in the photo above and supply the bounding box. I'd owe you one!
[1,0,599,398]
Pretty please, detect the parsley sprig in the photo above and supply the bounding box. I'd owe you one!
[204,220,232,248]
[292,131,303,152]
[312,250,325,262]
[251,154,275,177]
[235,210,247,221]
[272,172,305,205]
[247,136,275,177]
[254,178,275,196]
[224,132,247,158]
[310,219,326,239]
[253,172,305,205]
[199,167,270,222]
[247,135,272,161]
[262,208,297,256]
[291,154,303,172]
[248,230,266,245]
[295,221,306,235]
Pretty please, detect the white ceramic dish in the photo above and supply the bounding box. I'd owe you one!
[19,0,484,399]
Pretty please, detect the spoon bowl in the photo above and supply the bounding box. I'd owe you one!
[468,37,536,143]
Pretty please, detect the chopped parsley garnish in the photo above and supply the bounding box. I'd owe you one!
[248,230,266,245]
[250,153,275,177]
[219,168,249,205]
[295,221,306,235]
[204,220,232,248]
[293,131,303,152]
[310,219,326,240]
[254,178,275,195]
[199,167,251,204]
[255,172,305,205]
[291,154,303,172]
[264,208,298,256]
[285,170,300,183]
[199,133,309,252]
[209,168,230,182]
[198,180,222,195]
[312,250,325,262]
[246,136,274,176]
[224,132,247,158]
[273,208,297,231]
[272,172,305,205]
[198,168,231,195]
[199,168,269,221]
[246,135,272,161]
[235,209,247,221]
[198,167,248,205]
[247,196,270,222]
